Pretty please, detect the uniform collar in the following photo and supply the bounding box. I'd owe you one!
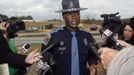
[64,26,80,37]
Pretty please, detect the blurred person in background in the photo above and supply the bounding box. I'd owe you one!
[117,17,134,45]
[99,47,134,75]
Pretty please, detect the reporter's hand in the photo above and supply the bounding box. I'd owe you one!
[17,48,25,54]
[113,33,119,40]
[90,64,96,75]
[0,22,9,32]
[116,40,133,47]
[0,22,9,39]
[98,47,118,69]
[25,49,40,64]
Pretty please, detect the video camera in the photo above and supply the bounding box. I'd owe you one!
[100,12,123,36]
[100,12,124,50]
[1,17,25,38]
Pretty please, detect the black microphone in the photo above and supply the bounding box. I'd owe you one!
[40,39,59,56]
[100,28,123,50]
[19,43,30,54]
[88,43,100,60]
[37,39,59,75]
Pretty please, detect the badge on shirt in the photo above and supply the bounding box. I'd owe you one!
[84,38,88,46]
[58,41,66,54]
[60,41,64,46]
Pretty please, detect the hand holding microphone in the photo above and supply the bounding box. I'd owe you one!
[100,28,123,50]
[37,39,60,75]
[18,43,30,54]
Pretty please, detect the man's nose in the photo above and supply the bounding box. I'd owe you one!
[71,14,77,19]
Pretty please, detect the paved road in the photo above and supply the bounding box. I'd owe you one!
[14,31,102,46]
[14,37,44,45]
[14,35,102,46]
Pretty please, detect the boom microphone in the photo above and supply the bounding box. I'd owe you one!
[40,39,59,55]
[37,39,59,75]
[88,43,100,60]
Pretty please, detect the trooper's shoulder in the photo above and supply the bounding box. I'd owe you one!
[50,27,64,34]
[79,27,89,33]
[79,27,92,35]
[79,27,85,32]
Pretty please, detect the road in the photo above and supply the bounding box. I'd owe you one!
[14,37,44,45]
[14,35,102,46]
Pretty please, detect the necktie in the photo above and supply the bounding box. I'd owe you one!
[71,32,79,75]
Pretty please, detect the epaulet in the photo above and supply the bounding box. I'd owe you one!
[49,27,64,34]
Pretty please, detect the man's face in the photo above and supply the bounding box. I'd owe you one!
[62,11,80,29]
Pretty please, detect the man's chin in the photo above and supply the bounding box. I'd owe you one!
[71,24,78,27]
[70,25,78,29]
[67,25,78,30]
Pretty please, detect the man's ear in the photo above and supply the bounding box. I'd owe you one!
[62,14,65,20]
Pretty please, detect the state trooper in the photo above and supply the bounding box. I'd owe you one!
[41,0,98,75]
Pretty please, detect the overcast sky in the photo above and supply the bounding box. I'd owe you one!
[0,0,134,21]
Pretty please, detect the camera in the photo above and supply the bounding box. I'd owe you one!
[0,17,25,38]
[7,17,25,38]
[100,12,124,50]
[100,12,124,36]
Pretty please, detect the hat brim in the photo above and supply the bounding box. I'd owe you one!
[55,8,88,13]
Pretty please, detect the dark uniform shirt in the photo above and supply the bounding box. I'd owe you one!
[42,27,98,75]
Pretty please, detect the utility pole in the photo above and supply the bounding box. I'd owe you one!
[59,6,62,26]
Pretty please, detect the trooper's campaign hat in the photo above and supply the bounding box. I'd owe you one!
[55,0,87,13]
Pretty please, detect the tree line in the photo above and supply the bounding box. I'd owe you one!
[0,14,33,21]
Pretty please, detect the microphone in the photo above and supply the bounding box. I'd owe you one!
[40,39,59,55]
[88,43,100,60]
[37,39,59,75]
[19,43,30,54]
[100,28,123,50]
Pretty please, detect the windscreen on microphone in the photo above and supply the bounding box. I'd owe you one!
[19,43,30,54]
[24,44,30,49]
[88,43,100,60]
[41,39,60,55]
[53,39,60,47]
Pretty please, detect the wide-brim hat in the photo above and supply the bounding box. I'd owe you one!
[55,0,87,13]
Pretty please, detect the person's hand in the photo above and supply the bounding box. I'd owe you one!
[89,64,96,75]
[0,22,9,39]
[116,40,133,47]
[98,47,118,69]
[0,22,9,32]
[17,47,25,54]
[25,49,40,64]
[113,33,119,40]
